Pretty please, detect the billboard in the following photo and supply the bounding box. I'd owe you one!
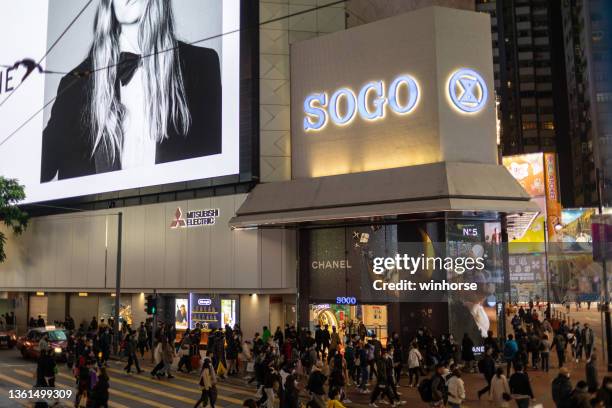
[0,0,249,204]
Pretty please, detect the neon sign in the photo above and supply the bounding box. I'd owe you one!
[304,74,420,131]
[336,296,357,305]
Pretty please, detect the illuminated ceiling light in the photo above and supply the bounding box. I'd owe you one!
[78,292,88,297]
[35,291,45,296]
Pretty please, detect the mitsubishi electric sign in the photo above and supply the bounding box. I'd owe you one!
[291,6,497,179]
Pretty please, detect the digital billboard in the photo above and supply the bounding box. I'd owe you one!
[0,0,250,204]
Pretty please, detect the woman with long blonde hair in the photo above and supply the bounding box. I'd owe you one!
[41,0,221,182]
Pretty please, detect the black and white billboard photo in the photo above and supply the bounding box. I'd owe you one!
[0,0,242,203]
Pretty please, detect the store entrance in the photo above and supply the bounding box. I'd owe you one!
[309,303,388,345]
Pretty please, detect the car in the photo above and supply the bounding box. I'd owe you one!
[0,324,17,349]
[16,327,68,360]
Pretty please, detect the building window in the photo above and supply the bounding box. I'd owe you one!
[540,121,555,130]
[522,121,537,130]
[596,92,612,103]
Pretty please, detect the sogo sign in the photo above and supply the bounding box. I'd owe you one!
[303,74,419,131]
[303,69,488,131]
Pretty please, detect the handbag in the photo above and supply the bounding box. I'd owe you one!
[246,361,255,372]
[502,392,512,401]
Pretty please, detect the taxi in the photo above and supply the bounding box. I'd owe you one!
[16,326,68,360]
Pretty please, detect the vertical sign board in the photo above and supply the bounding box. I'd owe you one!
[543,153,561,238]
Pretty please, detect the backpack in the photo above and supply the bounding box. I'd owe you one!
[418,378,433,402]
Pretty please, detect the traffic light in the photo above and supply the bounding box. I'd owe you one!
[145,295,157,315]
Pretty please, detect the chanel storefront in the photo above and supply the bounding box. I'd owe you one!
[230,6,539,347]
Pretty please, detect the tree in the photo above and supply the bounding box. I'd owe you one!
[0,177,28,263]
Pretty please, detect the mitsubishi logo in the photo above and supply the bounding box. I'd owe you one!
[170,207,187,228]
[448,68,488,113]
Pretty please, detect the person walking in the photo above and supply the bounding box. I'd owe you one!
[357,340,370,394]
[570,381,591,408]
[551,367,572,408]
[151,338,165,379]
[477,348,496,399]
[509,364,533,408]
[540,334,551,372]
[596,376,612,407]
[446,368,465,408]
[586,353,599,393]
[503,334,518,377]
[461,333,475,372]
[369,353,396,407]
[582,324,595,360]
[429,364,448,408]
[490,367,511,408]
[407,342,422,388]
[124,331,142,374]
[90,367,110,408]
[137,322,148,358]
[36,349,57,388]
[307,361,327,408]
[162,338,176,379]
[552,332,567,368]
[194,357,217,408]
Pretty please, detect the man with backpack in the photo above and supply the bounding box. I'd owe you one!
[369,352,397,407]
[418,363,447,407]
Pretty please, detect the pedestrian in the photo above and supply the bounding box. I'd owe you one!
[262,326,272,344]
[570,380,591,408]
[407,342,422,388]
[582,324,595,360]
[329,326,341,361]
[540,334,551,372]
[74,359,92,407]
[551,367,572,408]
[90,367,110,408]
[177,334,193,373]
[194,357,217,408]
[162,337,176,379]
[124,331,142,374]
[36,349,57,388]
[503,334,518,377]
[284,371,300,408]
[586,353,599,393]
[151,337,165,379]
[596,376,612,407]
[327,387,347,408]
[489,367,511,408]
[508,364,533,408]
[446,368,465,408]
[137,322,148,358]
[357,340,370,393]
[477,348,496,399]
[368,352,396,407]
[307,360,327,408]
[242,399,257,408]
[429,363,448,408]
[552,332,567,368]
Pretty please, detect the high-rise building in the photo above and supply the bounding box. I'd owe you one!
[561,0,612,206]
[476,0,576,205]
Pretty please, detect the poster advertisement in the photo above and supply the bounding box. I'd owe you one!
[175,298,189,330]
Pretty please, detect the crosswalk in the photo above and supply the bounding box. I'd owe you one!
[0,358,258,408]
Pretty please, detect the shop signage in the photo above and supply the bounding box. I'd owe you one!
[448,68,488,113]
[197,298,212,306]
[303,74,420,131]
[170,207,220,229]
[336,296,357,305]
[311,260,352,270]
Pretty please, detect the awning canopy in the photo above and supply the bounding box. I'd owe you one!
[230,162,540,229]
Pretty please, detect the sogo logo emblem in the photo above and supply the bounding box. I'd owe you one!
[303,69,488,131]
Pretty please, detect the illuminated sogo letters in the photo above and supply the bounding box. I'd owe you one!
[303,74,420,131]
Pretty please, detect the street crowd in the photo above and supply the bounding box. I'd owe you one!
[22,302,612,407]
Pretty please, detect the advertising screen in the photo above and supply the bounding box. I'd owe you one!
[0,0,243,204]
[175,298,189,330]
